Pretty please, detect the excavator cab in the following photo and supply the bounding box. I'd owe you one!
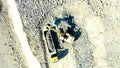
[63,33,74,44]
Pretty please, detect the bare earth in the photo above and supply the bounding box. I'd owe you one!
[0,0,120,68]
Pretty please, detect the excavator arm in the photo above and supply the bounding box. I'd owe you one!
[46,24,75,44]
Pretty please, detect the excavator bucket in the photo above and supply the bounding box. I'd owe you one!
[51,54,58,63]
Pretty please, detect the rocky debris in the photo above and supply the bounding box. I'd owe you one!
[16,0,120,68]
[15,0,67,67]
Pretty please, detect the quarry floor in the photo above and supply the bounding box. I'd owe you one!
[0,0,120,68]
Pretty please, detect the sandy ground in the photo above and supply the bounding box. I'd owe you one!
[1,0,120,68]
[7,0,41,68]
[0,0,27,68]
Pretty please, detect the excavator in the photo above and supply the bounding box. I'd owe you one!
[42,24,74,62]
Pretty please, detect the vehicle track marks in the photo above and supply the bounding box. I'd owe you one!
[6,0,41,68]
[86,16,108,68]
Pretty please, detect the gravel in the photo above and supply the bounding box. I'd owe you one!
[1,0,120,68]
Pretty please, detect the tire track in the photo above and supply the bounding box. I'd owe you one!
[86,16,108,68]
[6,0,41,68]
[38,23,49,68]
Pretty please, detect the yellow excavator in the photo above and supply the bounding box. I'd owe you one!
[42,24,74,63]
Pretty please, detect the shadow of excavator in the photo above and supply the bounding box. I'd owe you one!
[58,49,68,60]
[54,15,81,41]
[51,29,68,60]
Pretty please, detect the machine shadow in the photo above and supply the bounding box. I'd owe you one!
[51,30,62,49]
[54,15,81,41]
[58,49,68,60]
[51,30,68,60]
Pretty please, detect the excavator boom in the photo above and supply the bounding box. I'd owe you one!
[46,25,75,44]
